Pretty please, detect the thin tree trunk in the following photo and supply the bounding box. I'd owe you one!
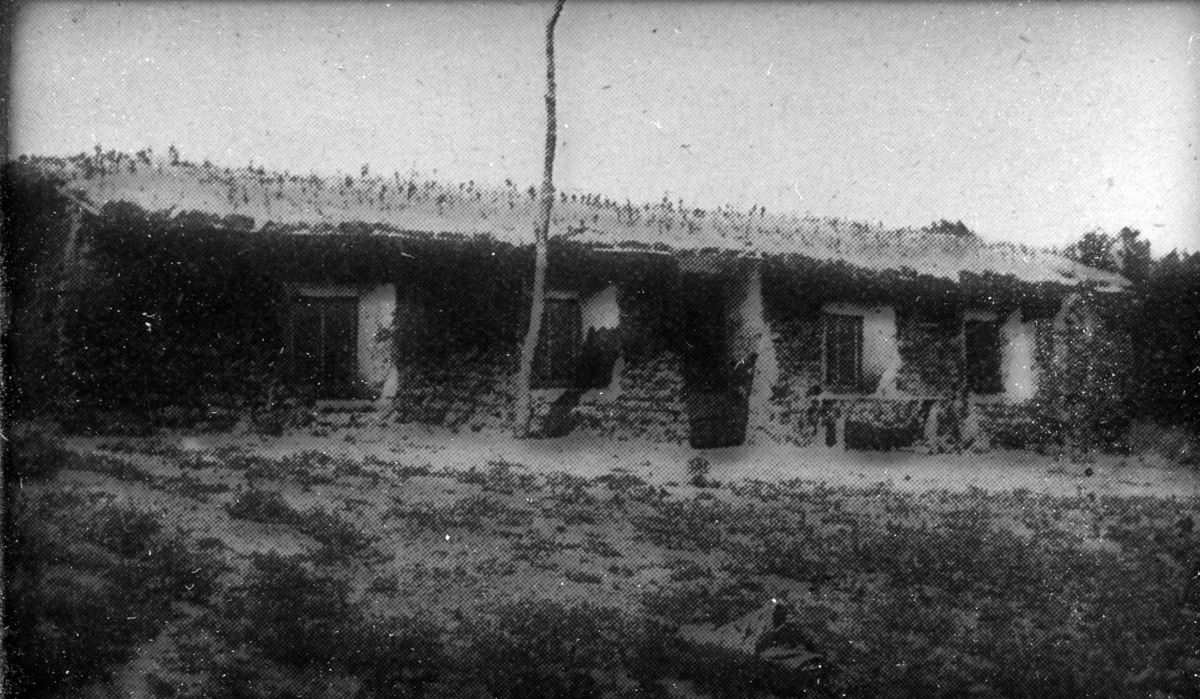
[515,0,565,436]
[54,204,84,407]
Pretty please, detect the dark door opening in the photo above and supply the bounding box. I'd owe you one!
[964,318,1004,395]
[292,296,359,399]
[680,279,750,449]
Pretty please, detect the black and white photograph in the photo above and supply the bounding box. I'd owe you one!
[2,2,1199,697]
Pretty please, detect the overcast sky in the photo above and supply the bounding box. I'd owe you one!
[10,1,1200,253]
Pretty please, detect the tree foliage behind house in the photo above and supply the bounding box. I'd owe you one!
[1061,227,1200,436]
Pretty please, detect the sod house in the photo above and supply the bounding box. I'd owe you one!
[5,151,1129,450]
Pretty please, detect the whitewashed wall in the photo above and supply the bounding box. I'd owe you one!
[359,284,398,399]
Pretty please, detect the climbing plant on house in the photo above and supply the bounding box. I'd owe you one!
[1028,290,1134,455]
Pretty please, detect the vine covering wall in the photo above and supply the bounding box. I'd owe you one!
[3,170,1136,451]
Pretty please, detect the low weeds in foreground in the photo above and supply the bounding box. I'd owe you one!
[4,488,226,696]
[5,435,1199,698]
[384,494,536,533]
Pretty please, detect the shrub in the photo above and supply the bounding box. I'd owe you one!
[687,455,713,488]
[9,434,153,483]
[632,499,730,552]
[455,599,819,699]
[244,451,336,486]
[229,552,359,667]
[7,433,75,481]
[594,470,650,494]
[293,507,379,561]
[6,570,159,691]
[665,636,821,699]
[456,600,628,699]
[1029,291,1135,454]
[367,573,400,596]
[224,488,298,524]
[388,495,534,533]
[3,495,224,695]
[482,459,539,493]
[226,553,446,695]
[71,451,155,481]
[668,560,713,582]
[641,580,762,627]
[157,473,233,501]
[342,616,446,699]
[135,533,225,604]
[81,502,164,557]
[179,655,278,699]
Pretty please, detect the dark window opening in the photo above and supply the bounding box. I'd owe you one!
[965,319,1004,394]
[824,313,864,393]
[532,297,582,389]
[291,296,359,398]
[680,281,730,394]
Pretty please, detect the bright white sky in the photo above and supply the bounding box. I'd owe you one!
[11,1,1200,253]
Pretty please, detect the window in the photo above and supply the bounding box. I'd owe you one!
[680,280,729,393]
[291,296,359,398]
[824,312,864,392]
[532,297,582,388]
[964,318,1003,395]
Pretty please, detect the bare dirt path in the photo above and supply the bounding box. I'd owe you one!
[56,420,1200,499]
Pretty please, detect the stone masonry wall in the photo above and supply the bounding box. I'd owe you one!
[388,260,525,432]
[760,315,823,446]
[572,281,689,443]
[387,253,692,443]
[392,349,519,432]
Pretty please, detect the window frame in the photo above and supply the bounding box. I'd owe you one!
[288,290,361,399]
[823,311,865,394]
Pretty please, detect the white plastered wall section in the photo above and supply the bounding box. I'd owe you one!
[579,284,622,402]
[289,283,398,401]
[728,267,780,440]
[361,284,399,400]
[581,284,620,332]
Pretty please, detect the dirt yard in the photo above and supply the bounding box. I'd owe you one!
[6,420,1199,699]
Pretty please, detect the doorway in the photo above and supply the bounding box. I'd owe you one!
[679,278,751,448]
